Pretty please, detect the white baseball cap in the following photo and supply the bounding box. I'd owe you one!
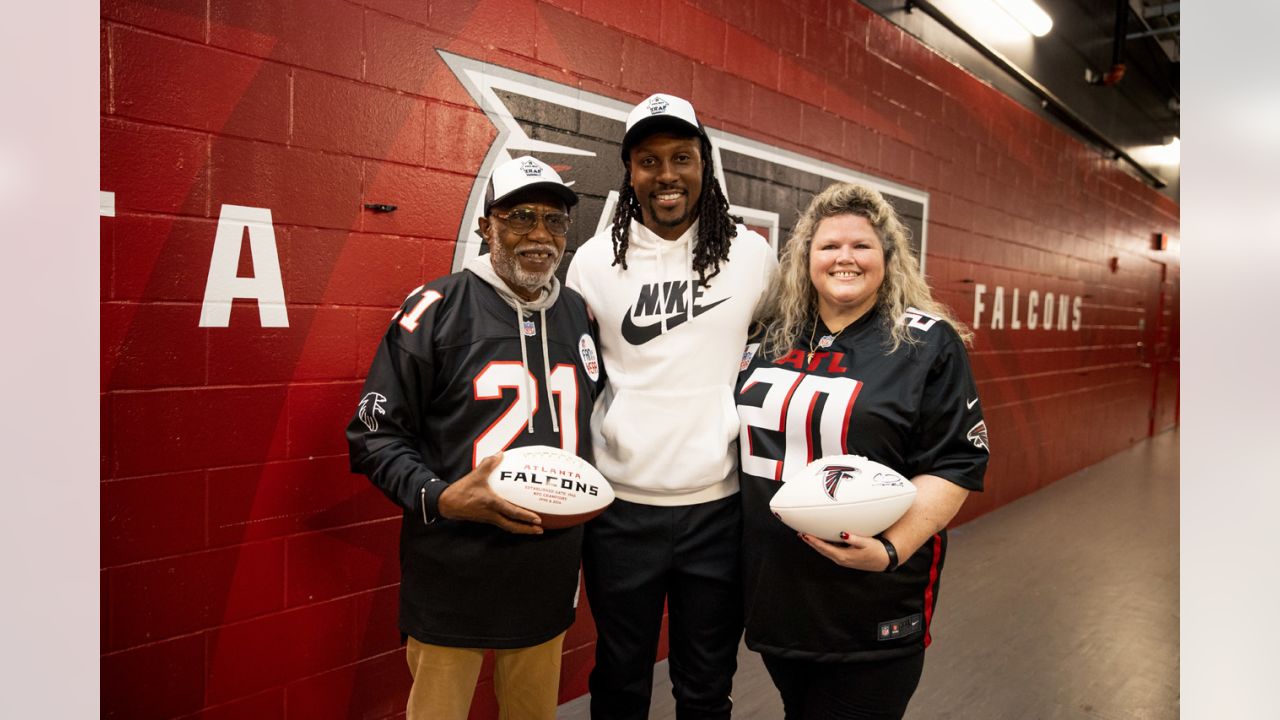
[484,155,579,213]
[621,93,708,159]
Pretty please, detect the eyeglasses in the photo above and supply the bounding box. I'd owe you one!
[493,208,572,236]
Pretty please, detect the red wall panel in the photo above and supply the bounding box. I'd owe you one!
[621,36,695,99]
[112,26,291,144]
[359,162,473,238]
[102,471,207,567]
[433,0,540,58]
[105,540,287,652]
[284,520,399,607]
[722,24,780,91]
[206,459,390,546]
[209,138,364,229]
[291,70,428,164]
[101,1,1179,717]
[204,597,359,703]
[284,649,410,720]
[103,634,208,719]
[536,5,628,88]
[101,119,210,217]
[582,0,662,43]
[208,0,365,79]
[660,0,727,67]
[195,689,288,720]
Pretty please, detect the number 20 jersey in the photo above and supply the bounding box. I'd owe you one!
[347,269,603,649]
[736,307,988,661]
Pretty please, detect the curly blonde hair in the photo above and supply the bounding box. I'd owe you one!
[758,182,971,359]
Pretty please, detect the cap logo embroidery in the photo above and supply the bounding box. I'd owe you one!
[520,158,543,176]
[647,96,669,115]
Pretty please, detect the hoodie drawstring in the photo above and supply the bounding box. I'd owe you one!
[686,238,694,322]
[514,300,536,432]
[539,307,559,433]
[654,240,695,330]
[514,301,559,434]
[657,241,668,333]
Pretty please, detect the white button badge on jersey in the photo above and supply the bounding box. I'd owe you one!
[579,334,600,382]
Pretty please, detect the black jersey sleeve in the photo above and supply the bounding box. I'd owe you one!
[906,332,988,491]
[346,286,448,520]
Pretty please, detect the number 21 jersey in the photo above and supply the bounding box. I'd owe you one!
[347,269,603,648]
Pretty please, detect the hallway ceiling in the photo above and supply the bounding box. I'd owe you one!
[860,0,1181,201]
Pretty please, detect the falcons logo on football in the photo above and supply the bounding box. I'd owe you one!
[822,465,860,500]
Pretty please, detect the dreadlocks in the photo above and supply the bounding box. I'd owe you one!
[609,134,738,288]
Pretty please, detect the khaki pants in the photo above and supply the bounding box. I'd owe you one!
[405,632,566,720]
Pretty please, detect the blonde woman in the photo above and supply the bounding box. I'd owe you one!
[735,183,989,719]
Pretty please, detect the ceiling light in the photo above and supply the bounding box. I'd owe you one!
[992,0,1054,37]
[932,0,1030,44]
[1132,137,1180,166]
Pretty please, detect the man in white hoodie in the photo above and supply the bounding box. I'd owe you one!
[348,156,603,720]
[567,94,777,720]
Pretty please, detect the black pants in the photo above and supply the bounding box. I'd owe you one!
[582,495,744,720]
[761,651,926,720]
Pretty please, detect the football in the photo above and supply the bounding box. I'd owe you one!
[487,445,615,529]
[769,455,917,541]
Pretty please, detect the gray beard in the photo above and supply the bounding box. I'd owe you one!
[488,230,559,296]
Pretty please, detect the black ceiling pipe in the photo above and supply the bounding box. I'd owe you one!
[1111,0,1128,74]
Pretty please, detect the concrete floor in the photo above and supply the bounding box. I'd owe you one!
[559,428,1179,719]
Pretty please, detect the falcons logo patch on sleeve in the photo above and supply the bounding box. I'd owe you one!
[967,420,989,451]
[822,465,860,499]
[358,392,387,432]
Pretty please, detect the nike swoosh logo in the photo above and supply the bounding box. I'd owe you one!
[967,397,979,410]
[621,297,731,345]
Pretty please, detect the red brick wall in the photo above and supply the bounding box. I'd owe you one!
[100,1,1180,717]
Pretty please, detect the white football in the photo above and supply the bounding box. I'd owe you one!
[487,445,615,529]
[769,455,916,541]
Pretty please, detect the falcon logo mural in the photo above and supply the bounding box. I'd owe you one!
[439,50,929,274]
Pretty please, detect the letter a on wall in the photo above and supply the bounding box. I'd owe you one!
[199,204,289,327]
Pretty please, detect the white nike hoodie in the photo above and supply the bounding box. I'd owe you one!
[566,218,777,505]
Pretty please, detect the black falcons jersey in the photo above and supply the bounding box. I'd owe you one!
[346,270,604,649]
[736,306,988,662]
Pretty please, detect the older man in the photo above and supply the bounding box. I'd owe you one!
[348,156,603,720]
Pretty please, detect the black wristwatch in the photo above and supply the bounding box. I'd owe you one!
[876,535,900,572]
